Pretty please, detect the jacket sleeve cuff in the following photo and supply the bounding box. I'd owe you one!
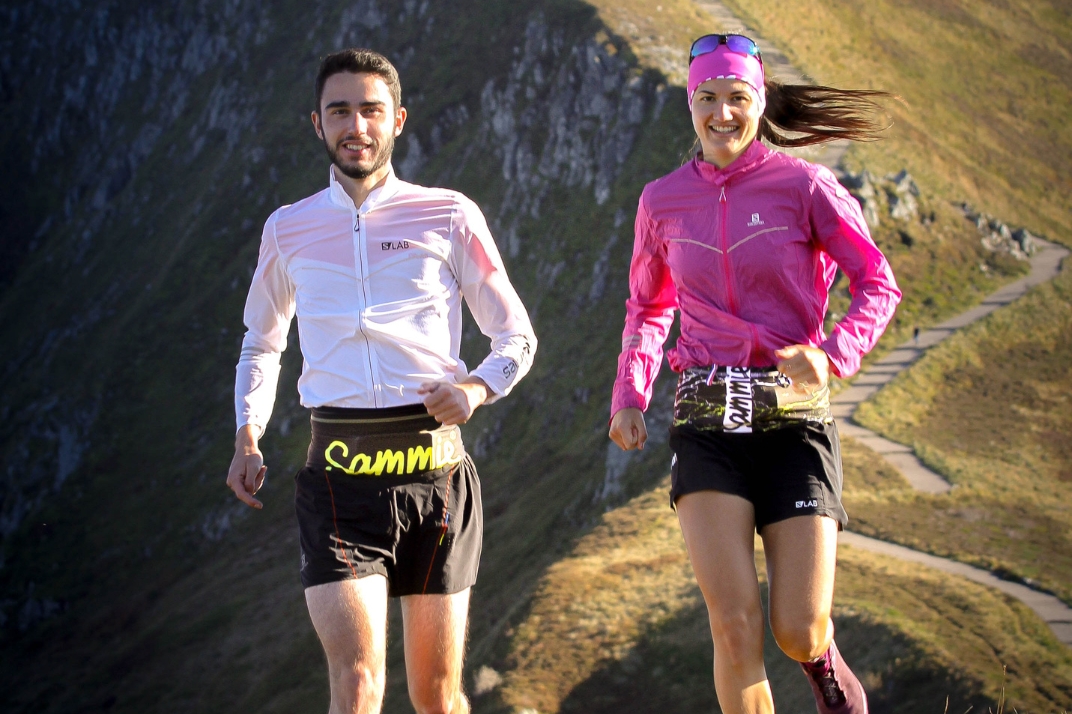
[467,367,506,404]
[610,390,647,420]
[235,418,266,437]
[819,335,858,379]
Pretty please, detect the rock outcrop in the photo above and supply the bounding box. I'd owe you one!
[840,170,1037,262]
[957,202,1039,260]
[840,169,922,228]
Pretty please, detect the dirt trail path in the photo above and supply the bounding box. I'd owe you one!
[691,0,1072,647]
[839,532,1072,646]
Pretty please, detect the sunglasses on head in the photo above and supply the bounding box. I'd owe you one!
[688,34,762,65]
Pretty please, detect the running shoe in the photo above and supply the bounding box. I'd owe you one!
[799,640,868,714]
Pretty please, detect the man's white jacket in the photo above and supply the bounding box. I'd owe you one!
[235,167,537,432]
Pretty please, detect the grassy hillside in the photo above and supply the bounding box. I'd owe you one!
[720,0,1072,244]
[492,477,1072,713]
[850,266,1072,605]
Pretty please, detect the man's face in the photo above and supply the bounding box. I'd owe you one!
[311,72,406,180]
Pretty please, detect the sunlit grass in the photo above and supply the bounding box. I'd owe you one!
[720,0,1072,242]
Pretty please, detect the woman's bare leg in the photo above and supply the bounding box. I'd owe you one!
[760,515,837,662]
[676,491,773,714]
[762,515,867,712]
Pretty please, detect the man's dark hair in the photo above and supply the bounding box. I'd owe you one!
[315,48,401,113]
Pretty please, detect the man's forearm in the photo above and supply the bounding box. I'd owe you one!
[235,423,262,452]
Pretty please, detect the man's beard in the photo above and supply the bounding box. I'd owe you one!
[323,132,395,180]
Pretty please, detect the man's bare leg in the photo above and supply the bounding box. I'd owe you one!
[401,588,471,714]
[306,576,389,714]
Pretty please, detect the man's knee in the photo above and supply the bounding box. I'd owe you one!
[332,660,386,709]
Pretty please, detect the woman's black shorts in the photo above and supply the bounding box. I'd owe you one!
[668,421,848,531]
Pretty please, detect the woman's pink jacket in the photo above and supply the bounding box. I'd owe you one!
[611,141,901,416]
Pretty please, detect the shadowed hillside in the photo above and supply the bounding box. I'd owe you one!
[1,0,1070,712]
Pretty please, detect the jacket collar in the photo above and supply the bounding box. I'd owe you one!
[328,164,401,212]
[692,141,770,185]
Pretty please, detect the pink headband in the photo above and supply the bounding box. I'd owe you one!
[687,46,766,112]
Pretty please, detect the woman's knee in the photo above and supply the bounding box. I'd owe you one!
[770,614,831,662]
[409,684,467,714]
[707,605,765,664]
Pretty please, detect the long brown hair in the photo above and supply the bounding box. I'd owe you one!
[759,79,896,147]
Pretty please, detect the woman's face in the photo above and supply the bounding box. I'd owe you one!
[691,78,762,169]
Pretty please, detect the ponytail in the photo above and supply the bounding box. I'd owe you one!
[759,79,896,147]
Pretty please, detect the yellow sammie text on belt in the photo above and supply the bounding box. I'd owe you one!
[323,439,463,476]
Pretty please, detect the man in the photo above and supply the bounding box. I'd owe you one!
[226,48,536,714]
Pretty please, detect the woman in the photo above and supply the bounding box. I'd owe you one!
[609,34,901,714]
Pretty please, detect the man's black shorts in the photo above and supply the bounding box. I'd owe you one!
[668,421,848,531]
[294,406,482,596]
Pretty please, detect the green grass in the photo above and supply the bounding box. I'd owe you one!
[2,498,330,714]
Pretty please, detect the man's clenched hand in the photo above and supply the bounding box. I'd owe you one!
[419,378,489,425]
[226,424,266,509]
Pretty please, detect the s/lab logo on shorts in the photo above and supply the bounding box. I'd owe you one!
[795,499,818,509]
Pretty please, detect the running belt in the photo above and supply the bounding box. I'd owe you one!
[307,405,464,479]
[673,366,832,433]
